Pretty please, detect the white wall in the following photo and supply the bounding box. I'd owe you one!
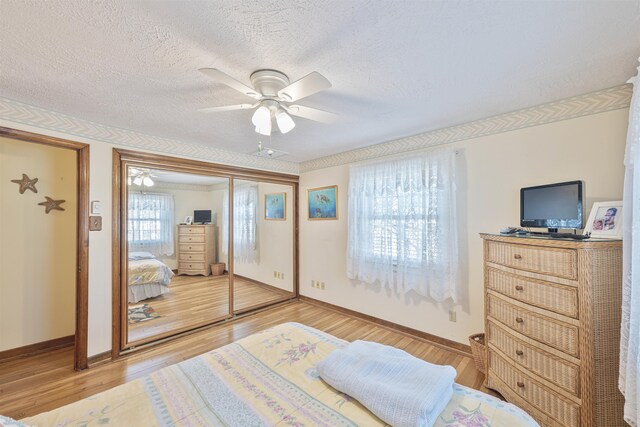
[235,182,294,292]
[0,105,628,357]
[299,109,628,344]
[0,136,77,351]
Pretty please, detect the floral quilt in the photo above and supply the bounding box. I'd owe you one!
[21,323,538,426]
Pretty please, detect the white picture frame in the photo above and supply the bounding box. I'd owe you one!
[584,201,623,239]
[184,215,193,225]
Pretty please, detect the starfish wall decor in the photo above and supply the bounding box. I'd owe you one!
[10,173,38,194]
[38,196,65,214]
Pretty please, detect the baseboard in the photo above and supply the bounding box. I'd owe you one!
[87,351,111,367]
[298,296,472,356]
[0,335,74,362]
[234,274,291,295]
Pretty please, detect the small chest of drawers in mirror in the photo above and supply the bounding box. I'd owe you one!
[177,224,215,276]
[481,233,623,427]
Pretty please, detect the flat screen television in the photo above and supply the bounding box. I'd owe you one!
[520,181,584,232]
[193,210,212,224]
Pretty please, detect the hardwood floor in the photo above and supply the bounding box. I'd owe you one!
[0,300,486,421]
[128,274,291,342]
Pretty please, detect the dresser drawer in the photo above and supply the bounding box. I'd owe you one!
[178,234,205,243]
[486,241,577,280]
[180,227,205,234]
[487,294,579,357]
[488,321,580,396]
[179,252,205,262]
[487,268,578,318]
[178,243,206,253]
[178,261,206,271]
[488,351,580,427]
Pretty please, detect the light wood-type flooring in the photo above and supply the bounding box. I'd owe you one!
[0,300,485,421]
[128,274,292,342]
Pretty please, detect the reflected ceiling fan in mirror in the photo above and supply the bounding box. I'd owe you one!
[198,68,338,136]
[128,167,156,187]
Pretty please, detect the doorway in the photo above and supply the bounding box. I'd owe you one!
[0,127,89,370]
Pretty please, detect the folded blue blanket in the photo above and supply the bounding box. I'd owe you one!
[316,340,456,427]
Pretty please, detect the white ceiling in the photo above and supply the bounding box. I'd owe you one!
[0,1,638,163]
[142,169,228,186]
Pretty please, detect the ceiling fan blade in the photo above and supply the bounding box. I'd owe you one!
[285,104,339,124]
[199,68,261,100]
[277,71,331,102]
[198,103,258,113]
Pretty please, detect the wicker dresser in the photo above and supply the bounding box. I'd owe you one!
[481,233,624,427]
[177,224,215,276]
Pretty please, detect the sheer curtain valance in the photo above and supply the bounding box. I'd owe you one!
[128,191,175,256]
[346,148,459,302]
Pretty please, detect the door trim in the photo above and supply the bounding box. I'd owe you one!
[0,126,90,370]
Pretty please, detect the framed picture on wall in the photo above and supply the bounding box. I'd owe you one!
[307,185,338,220]
[584,201,623,239]
[265,192,286,220]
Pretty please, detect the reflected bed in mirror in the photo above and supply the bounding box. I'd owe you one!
[126,168,231,345]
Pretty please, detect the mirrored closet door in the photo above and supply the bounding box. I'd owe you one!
[232,179,295,313]
[124,167,230,346]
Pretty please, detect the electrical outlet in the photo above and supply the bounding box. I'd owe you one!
[449,310,457,322]
[274,271,278,278]
[281,273,284,280]
[321,282,325,290]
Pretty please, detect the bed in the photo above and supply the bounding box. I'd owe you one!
[128,252,175,303]
[18,322,538,427]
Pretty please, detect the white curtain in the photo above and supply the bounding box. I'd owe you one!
[128,192,175,256]
[347,148,459,302]
[228,183,259,264]
[620,59,640,426]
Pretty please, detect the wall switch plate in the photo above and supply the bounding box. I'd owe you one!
[89,216,102,231]
[90,201,102,215]
[448,310,457,322]
[321,282,325,290]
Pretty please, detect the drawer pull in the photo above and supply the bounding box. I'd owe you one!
[514,254,522,260]
[515,349,524,356]
[517,381,525,388]
[189,246,192,250]
[515,285,524,291]
[515,317,524,324]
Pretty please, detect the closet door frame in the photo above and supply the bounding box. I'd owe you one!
[112,149,299,358]
[0,126,90,371]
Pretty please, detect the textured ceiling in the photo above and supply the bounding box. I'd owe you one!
[0,1,639,163]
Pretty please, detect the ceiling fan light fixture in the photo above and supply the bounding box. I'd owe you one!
[251,105,270,127]
[133,176,143,186]
[275,109,295,134]
[143,176,154,187]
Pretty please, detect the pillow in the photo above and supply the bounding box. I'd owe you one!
[128,251,156,261]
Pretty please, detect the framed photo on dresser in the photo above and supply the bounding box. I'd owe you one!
[584,201,622,239]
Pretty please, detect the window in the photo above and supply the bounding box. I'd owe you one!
[128,192,175,256]
[221,183,260,264]
[346,149,459,302]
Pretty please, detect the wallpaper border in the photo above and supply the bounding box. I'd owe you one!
[0,97,299,174]
[299,84,632,172]
[0,84,631,175]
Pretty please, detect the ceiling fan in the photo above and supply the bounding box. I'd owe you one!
[128,167,156,187]
[198,68,338,136]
